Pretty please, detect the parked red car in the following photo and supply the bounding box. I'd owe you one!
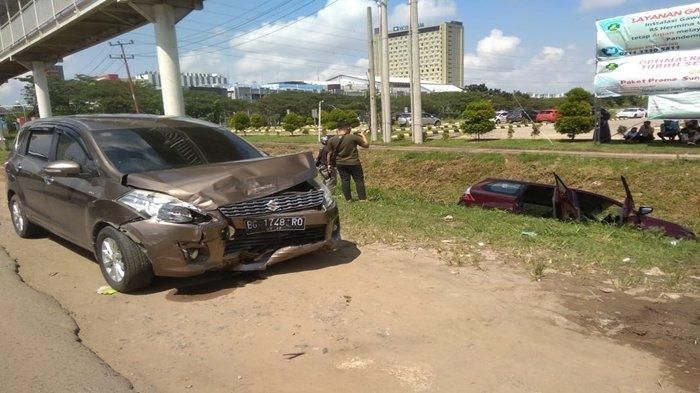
[534,109,560,123]
[459,174,695,239]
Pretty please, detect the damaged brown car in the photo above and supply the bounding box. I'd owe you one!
[5,115,340,292]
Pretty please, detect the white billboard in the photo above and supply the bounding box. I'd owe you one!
[597,3,700,59]
[647,92,700,119]
[594,50,700,97]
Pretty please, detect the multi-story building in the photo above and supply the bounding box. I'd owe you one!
[228,84,271,101]
[374,21,464,87]
[135,71,228,89]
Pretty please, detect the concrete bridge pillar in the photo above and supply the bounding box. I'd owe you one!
[153,3,184,117]
[32,61,52,118]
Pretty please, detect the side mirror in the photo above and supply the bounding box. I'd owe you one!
[638,206,654,216]
[43,160,81,177]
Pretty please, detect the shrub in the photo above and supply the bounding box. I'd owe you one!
[507,124,515,139]
[228,112,250,132]
[442,130,450,140]
[282,112,305,135]
[301,127,310,135]
[321,108,359,130]
[531,123,541,138]
[250,113,266,128]
[461,99,495,140]
[554,88,596,140]
[396,132,405,141]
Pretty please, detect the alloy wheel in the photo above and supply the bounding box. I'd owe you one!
[101,237,125,282]
[11,200,24,233]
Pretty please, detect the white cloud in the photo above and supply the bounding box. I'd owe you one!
[0,78,28,106]
[181,0,457,84]
[464,29,521,68]
[579,0,626,11]
[533,46,565,64]
[389,0,457,27]
[463,30,593,94]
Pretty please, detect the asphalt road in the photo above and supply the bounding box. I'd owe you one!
[0,248,134,393]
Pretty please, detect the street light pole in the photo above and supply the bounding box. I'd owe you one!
[377,0,392,143]
[409,0,423,144]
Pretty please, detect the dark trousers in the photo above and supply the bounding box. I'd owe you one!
[336,164,366,201]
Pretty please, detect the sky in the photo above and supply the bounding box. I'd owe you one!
[0,0,691,104]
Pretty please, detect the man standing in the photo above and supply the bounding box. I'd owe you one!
[327,122,370,201]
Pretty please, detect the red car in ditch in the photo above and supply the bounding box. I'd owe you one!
[458,174,695,239]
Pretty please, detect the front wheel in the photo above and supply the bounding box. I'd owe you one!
[9,194,43,238]
[96,227,153,292]
[434,120,441,127]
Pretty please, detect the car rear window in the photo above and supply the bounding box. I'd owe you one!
[92,126,263,174]
[484,182,524,195]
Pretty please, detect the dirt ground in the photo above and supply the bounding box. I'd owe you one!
[1,188,698,393]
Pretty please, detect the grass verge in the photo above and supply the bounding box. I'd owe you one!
[242,134,699,155]
[263,144,700,290]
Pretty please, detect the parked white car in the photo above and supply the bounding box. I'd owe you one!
[493,110,509,124]
[616,108,647,118]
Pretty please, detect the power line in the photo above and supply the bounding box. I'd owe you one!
[179,0,310,49]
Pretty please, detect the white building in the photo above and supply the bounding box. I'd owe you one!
[136,71,228,89]
[325,74,463,95]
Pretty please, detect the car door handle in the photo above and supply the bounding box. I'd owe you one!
[43,176,54,185]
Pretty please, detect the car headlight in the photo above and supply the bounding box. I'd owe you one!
[118,190,203,223]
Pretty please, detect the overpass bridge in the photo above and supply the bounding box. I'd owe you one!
[0,0,203,117]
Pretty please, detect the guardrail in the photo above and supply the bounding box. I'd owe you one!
[0,0,93,56]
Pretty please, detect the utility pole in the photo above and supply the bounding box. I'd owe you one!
[110,40,140,113]
[318,100,324,143]
[377,0,392,143]
[409,0,423,144]
[366,6,378,142]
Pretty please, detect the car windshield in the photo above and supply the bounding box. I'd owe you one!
[92,126,263,174]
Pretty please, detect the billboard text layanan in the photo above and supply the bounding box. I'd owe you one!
[595,1,700,118]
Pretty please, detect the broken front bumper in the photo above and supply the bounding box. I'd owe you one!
[121,205,340,277]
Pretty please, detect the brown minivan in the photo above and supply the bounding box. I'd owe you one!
[5,115,340,292]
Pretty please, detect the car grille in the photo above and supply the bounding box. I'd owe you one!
[219,190,325,218]
[225,227,326,255]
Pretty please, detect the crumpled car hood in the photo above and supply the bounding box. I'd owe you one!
[125,152,317,210]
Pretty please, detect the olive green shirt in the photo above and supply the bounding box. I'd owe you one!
[328,134,363,166]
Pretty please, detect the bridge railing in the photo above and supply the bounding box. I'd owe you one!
[0,0,92,57]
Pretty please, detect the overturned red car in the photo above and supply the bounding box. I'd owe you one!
[458,174,695,239]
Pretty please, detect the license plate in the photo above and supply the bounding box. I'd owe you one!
[244,217,306,234]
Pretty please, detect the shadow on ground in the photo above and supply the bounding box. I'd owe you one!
[147,240,361,301]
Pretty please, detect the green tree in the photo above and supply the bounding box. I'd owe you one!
[229,112,250,131]
[282,112,305,135]
[321,108,359,130]
[461,99,495,140]
[250,113,266,128]
[554,88,595,140]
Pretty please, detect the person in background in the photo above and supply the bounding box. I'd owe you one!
[326,122,370,201]
[680,120,699,145]
[634,121,654,142]
[315,135,336,190]
[598,108,611,143]
[657,120,680,142]
[623,126,639,141]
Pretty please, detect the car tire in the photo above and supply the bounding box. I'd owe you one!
[96,226,153,293]
[434,121,441,127]
[9,194,43,238]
